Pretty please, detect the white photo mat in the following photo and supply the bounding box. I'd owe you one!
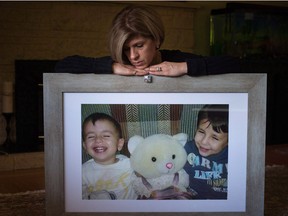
[63,93,248,212]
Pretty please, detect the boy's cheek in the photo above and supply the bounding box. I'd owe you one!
[194,136,201,144]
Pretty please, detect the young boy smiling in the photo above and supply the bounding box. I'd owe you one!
[184,104,229,199]
[82,112,137,200]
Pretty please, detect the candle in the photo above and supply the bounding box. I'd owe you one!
[3,81,13,95]
[2,81,14,113]
[2,95,13,113]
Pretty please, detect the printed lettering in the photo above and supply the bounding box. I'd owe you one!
[201,158,211,169]
[211,178,227,187]
[89,171,130,197]
[194,170,222,180]
[212,161,223,173]
[187,153,200,166]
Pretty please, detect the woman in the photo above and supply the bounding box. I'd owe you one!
[55,4,240,76]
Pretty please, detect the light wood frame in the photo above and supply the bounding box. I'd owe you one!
[44,73,267,216]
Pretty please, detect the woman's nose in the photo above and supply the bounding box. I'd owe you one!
[130,48,139,60]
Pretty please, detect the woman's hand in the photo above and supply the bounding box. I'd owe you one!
[146,61,188,77]
[112,62,149,76]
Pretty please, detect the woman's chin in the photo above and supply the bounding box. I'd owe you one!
[135,65,146,70]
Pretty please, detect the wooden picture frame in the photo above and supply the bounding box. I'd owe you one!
[44,73,266,216]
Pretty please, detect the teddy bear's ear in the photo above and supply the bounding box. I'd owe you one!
[128,135,144,154]
[173,133,188,146]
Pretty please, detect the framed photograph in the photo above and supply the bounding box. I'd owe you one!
[44,73,266,216]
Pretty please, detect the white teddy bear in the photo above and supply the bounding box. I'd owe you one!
[128,133,194,199]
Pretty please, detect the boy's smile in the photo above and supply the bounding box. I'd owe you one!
[93,146,107,153]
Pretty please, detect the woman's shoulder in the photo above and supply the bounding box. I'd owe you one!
[54,55,112,73]
[54,55,95,72]
[160,49,201,62]
[57,55,96,64]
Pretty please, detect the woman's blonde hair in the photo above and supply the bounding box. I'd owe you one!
[109,4,165,64]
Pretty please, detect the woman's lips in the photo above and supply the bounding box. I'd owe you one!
[133,61,145,67]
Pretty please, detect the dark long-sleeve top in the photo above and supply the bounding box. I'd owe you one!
[54,50,241,76]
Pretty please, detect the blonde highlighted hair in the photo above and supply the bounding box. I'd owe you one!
[109,4,165,64]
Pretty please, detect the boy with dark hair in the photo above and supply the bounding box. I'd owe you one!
[82,112,137,200]
[184,104,229,199]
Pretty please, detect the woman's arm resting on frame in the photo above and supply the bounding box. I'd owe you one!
[55,55,148,76]
[55,54,241,77]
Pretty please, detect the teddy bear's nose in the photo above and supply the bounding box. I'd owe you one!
[166,162,173,169]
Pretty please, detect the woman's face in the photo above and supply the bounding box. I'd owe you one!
[123,35,159,69]
[194,119,228,157]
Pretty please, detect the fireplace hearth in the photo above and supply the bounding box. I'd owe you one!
[14,60,58,153]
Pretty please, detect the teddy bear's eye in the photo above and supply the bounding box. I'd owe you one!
[172,154,176,159]
[151,157,157,162]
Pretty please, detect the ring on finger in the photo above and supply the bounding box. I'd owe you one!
[157,67,162,72]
